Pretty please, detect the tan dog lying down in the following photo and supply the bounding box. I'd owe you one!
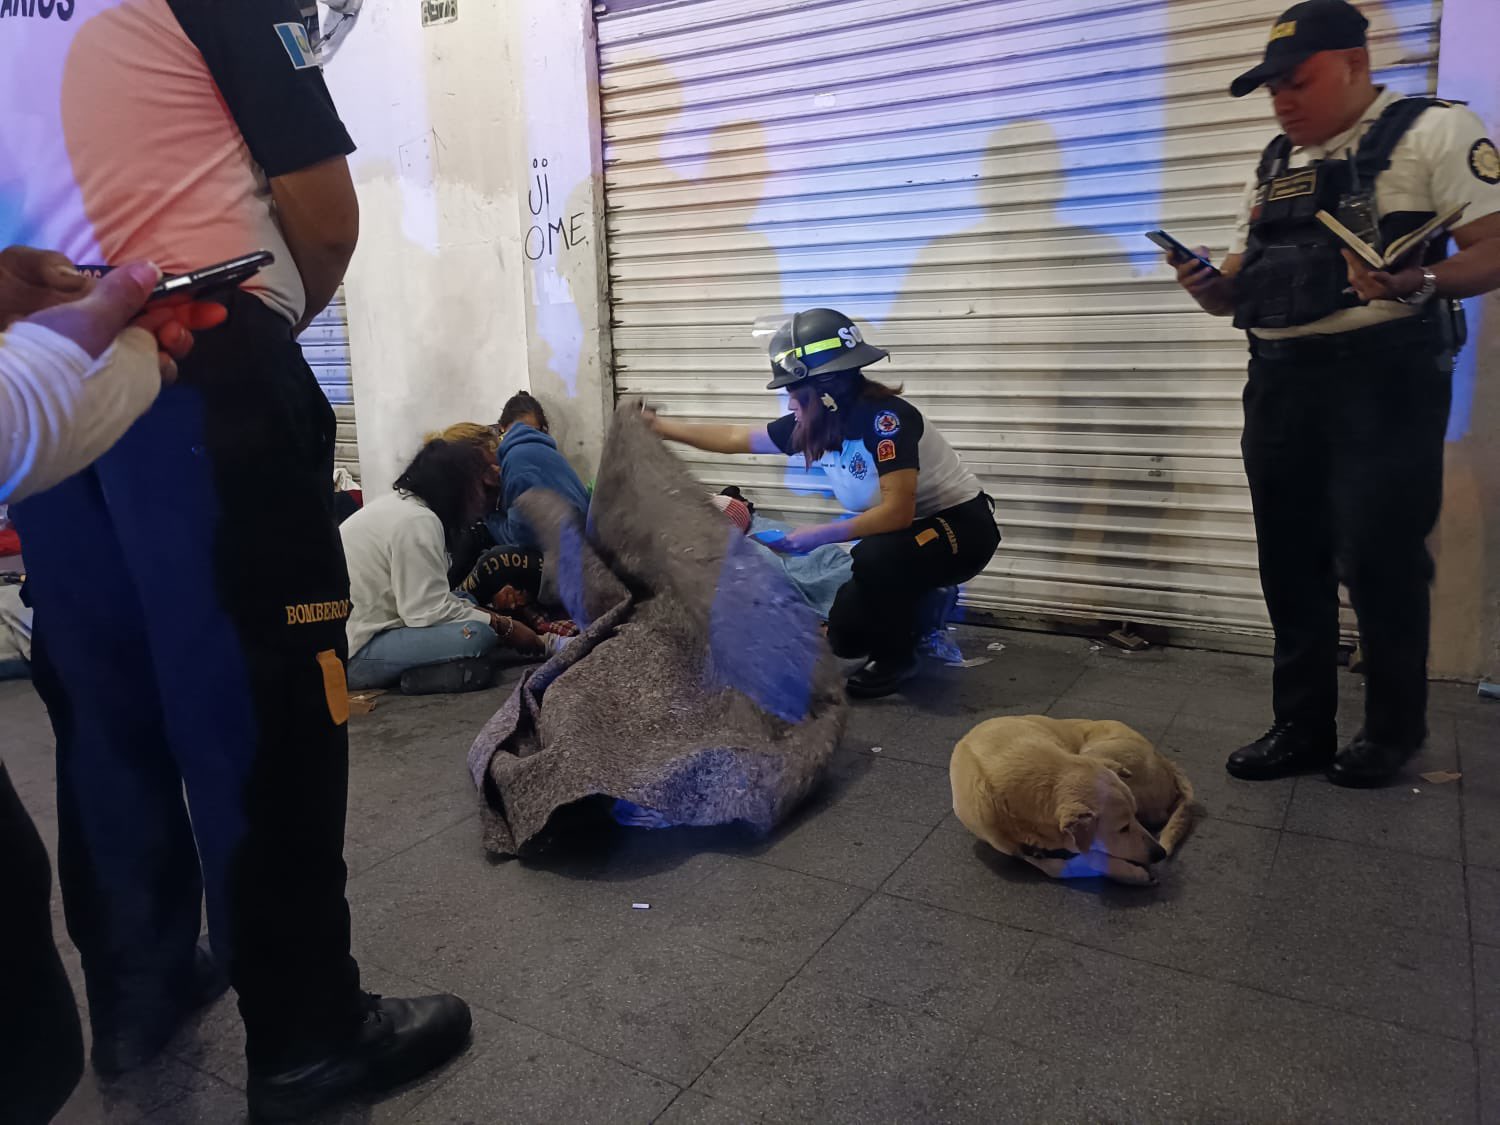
[950,716,1198,885]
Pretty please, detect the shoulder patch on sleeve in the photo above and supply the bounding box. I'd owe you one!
[1470,138,1500,185]
[275,22,319,70]
[873,409,901,438]
[877,439,897,463]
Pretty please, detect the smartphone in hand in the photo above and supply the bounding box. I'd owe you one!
[1145,231,1219,275]
[149,251,275,303]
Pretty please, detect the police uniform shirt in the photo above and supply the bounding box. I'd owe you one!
[0,0,353,326]
[1228,87,1500,338]
[766,395,981,519]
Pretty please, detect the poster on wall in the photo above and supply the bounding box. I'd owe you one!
[421,0,457,26]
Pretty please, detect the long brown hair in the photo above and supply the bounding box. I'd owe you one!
[394,439,496,548]
[788,375,903,465]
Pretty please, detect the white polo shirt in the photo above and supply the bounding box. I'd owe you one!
[766,393,982,519]
[1228,87,1500,338]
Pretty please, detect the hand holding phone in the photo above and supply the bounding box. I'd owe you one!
[1145,230,1219,275]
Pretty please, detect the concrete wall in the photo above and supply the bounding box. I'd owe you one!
[1431,0,1500,682]
[324,0,608,496]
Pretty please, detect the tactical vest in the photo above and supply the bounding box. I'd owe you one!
[1233,97,1449,331]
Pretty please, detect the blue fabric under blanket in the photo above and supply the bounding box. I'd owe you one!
[746,514,853,620]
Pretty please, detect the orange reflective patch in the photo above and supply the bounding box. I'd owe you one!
[915,528,939,547]
[317,649,350,726]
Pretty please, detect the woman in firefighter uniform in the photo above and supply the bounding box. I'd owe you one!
[1171,0,1500,788]
[646,307,1000,699]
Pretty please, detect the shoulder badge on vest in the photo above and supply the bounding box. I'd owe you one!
[1470,139,1500,185]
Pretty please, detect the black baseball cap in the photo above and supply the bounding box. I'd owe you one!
[1229,0,1369,98]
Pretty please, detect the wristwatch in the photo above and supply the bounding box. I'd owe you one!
[1401,268,1439,306]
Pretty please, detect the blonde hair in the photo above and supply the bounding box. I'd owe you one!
[425,422,500,458]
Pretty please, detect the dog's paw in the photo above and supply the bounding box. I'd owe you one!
[1108,860,1157,887]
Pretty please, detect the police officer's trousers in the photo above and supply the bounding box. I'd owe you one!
[13,292,365,1069]
[1241,336,1451,747]
[828,491,1001,663]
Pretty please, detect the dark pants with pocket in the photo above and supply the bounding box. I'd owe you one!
[0,761,84,1124]
[828,491,1001,663]
[1241,331,1452,747]
[13,292,364,1070]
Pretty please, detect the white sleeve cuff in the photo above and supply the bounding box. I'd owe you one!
[0,321,160,503]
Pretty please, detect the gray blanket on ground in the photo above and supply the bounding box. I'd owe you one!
[467,403,846,857]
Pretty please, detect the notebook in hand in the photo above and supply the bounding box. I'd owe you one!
[1316,203,1468,271]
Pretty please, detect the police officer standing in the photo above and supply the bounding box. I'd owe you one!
[1172,0,1500,787]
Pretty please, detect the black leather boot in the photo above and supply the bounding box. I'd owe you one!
[248,992,472,1122]
[846,652,919,700]
[1224,722,1336,781]
[1326,732,1420,789]
[398,657,494,696]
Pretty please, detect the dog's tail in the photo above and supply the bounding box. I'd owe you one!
[1157,759,1200,856]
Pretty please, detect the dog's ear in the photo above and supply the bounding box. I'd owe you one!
[1090,754,1132,781]
[1058,803,1098,853]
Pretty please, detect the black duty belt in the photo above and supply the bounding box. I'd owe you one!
[1248,312,1444,363]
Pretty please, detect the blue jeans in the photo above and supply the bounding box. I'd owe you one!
[347,619,498,689]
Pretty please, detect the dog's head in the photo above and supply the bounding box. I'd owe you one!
[1056,761,1166,872]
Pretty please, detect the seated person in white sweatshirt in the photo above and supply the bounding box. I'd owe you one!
[342,438,564,695]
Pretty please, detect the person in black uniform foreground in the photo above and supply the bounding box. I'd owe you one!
[646,308,1000,699]
[1170,0,1500,786]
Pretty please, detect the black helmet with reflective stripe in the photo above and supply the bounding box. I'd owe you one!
[766,307,889,390]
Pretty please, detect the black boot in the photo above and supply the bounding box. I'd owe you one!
[847,652,919,700]
[398,657,493,696]
[1326,732,1420,789]
[913,586,958,636]
[1225,722,1336,781]
[248,992,472,1122]
[92,942,231,1077]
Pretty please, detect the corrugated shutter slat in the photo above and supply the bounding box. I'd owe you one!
[302,289,362,482]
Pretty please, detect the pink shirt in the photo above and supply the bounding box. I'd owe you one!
[0,0,353,324]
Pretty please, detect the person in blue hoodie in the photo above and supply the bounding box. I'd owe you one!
[487,391,591,550]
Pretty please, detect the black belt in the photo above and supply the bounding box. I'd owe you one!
[1248,312,1443,362]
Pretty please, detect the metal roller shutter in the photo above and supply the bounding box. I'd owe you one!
[596,0,1441,641]
[301,288,362,482]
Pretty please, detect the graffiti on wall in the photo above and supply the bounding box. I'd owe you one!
[524,157,587,262]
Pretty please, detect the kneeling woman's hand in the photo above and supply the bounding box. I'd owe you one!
[490,612,544,654]
[772,526,831,555]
